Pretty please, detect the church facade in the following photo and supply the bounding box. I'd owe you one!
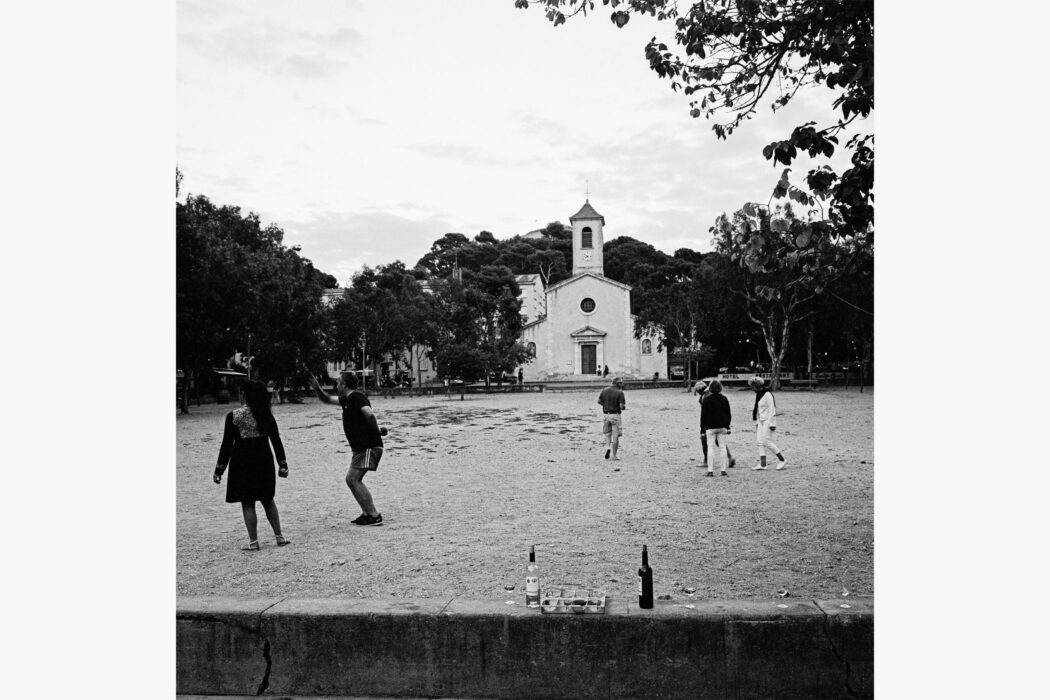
[519,201,666,381]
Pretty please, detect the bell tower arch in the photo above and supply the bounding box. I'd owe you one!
[570,200,605,277]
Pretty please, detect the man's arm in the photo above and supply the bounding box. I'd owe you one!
[307,372,338,405]
[360,404,380,432]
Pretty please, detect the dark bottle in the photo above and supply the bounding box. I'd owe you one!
[638,545,654,609]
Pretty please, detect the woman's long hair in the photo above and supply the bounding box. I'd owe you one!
[242,380,274,427]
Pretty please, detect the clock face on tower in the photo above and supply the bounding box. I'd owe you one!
[582,251,592,262]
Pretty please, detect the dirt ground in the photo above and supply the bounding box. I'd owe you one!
[176,386,873,603]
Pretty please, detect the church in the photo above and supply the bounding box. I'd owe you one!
[519,201,666,381]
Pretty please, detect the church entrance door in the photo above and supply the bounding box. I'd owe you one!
[581,344,597,375]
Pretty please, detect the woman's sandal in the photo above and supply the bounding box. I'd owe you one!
[241,541,260,551]
[276,535,291,547]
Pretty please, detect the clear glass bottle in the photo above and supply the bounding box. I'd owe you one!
[525,545,540,608]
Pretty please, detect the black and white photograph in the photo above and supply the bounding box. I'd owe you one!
[12,0,1046,698]
[173,2,875,696]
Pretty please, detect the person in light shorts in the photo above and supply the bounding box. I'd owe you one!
[597,377,627,461]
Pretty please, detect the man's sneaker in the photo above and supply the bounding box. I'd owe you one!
[351,513,369,525]
[720,471,728,477]
[752,463,767,470]
[775,460,787,471]
[728,457,736,469]
[604,448,611,460]
[705,471,714,477]
[353,513,383,526]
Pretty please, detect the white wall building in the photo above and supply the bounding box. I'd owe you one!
[320,201,666,385]
[518,201,666,381]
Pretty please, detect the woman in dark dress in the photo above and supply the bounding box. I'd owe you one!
[213,380,290,550]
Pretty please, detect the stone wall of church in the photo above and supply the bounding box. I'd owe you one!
[636,332,668,379]
[548,276,632,378]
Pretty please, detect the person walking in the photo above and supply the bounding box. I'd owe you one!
[518,368,524,386]
[598,376,627,461]
[700,379,732,477]
[749,376,787,470]
[693,381,736,469]
[308,370,388,526]
[213,380,290,550]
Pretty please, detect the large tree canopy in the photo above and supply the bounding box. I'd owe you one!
[176,193,335,410]
[516,0,874,240]
[426,265,530,383]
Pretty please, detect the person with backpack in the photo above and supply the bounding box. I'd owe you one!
[749,376,787,471]
[213,380,291,550]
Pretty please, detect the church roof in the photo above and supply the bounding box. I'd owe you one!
[546,271,632,294]
[569,200,605,224]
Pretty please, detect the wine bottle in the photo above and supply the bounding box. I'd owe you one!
[525,545,540,608]
[638,545,654,609]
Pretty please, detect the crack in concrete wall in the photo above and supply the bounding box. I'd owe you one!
[254,599,283,695]
[817,603,859,699]
[256,638,271,695]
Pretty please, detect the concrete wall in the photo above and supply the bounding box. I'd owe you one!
[177,596,872,698]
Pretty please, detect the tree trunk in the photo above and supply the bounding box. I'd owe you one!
[760,316,792,391]
[180,369,191,414]
[806,319,814,378]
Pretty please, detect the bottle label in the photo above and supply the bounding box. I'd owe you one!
[526,576,539,594]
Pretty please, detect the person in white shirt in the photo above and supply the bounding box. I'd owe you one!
[749,376,787,471]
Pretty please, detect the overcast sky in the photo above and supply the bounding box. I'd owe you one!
[177,0,864,285]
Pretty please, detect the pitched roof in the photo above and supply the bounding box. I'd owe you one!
[570,200,605,224]
[546,271,631,294]
[570,325,607,338]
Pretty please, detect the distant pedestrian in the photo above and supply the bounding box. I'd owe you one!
[749,376,787,470]
[518,368,524,385]
[693,380,735,469]
[700,379,732,477]
[308,370,388,526]
[598,376,626,461]
[603,365,609,377]
[213,380,290,550]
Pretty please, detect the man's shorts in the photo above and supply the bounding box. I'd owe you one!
[350,447,383,471]
[602,413,623,437]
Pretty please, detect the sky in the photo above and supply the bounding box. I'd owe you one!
[177,0,862,285]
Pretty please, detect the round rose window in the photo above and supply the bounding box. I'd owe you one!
[580,298,596,313]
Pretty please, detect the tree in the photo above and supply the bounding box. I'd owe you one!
[324,262,425,381]
[415,223,574,287]
[516,0,874,240]
[415,233,501,276]
[712,199,861,388]
[427,265,530,384]
[176,193,335,411]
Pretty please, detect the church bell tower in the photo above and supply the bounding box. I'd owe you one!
[570,200,605,277]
